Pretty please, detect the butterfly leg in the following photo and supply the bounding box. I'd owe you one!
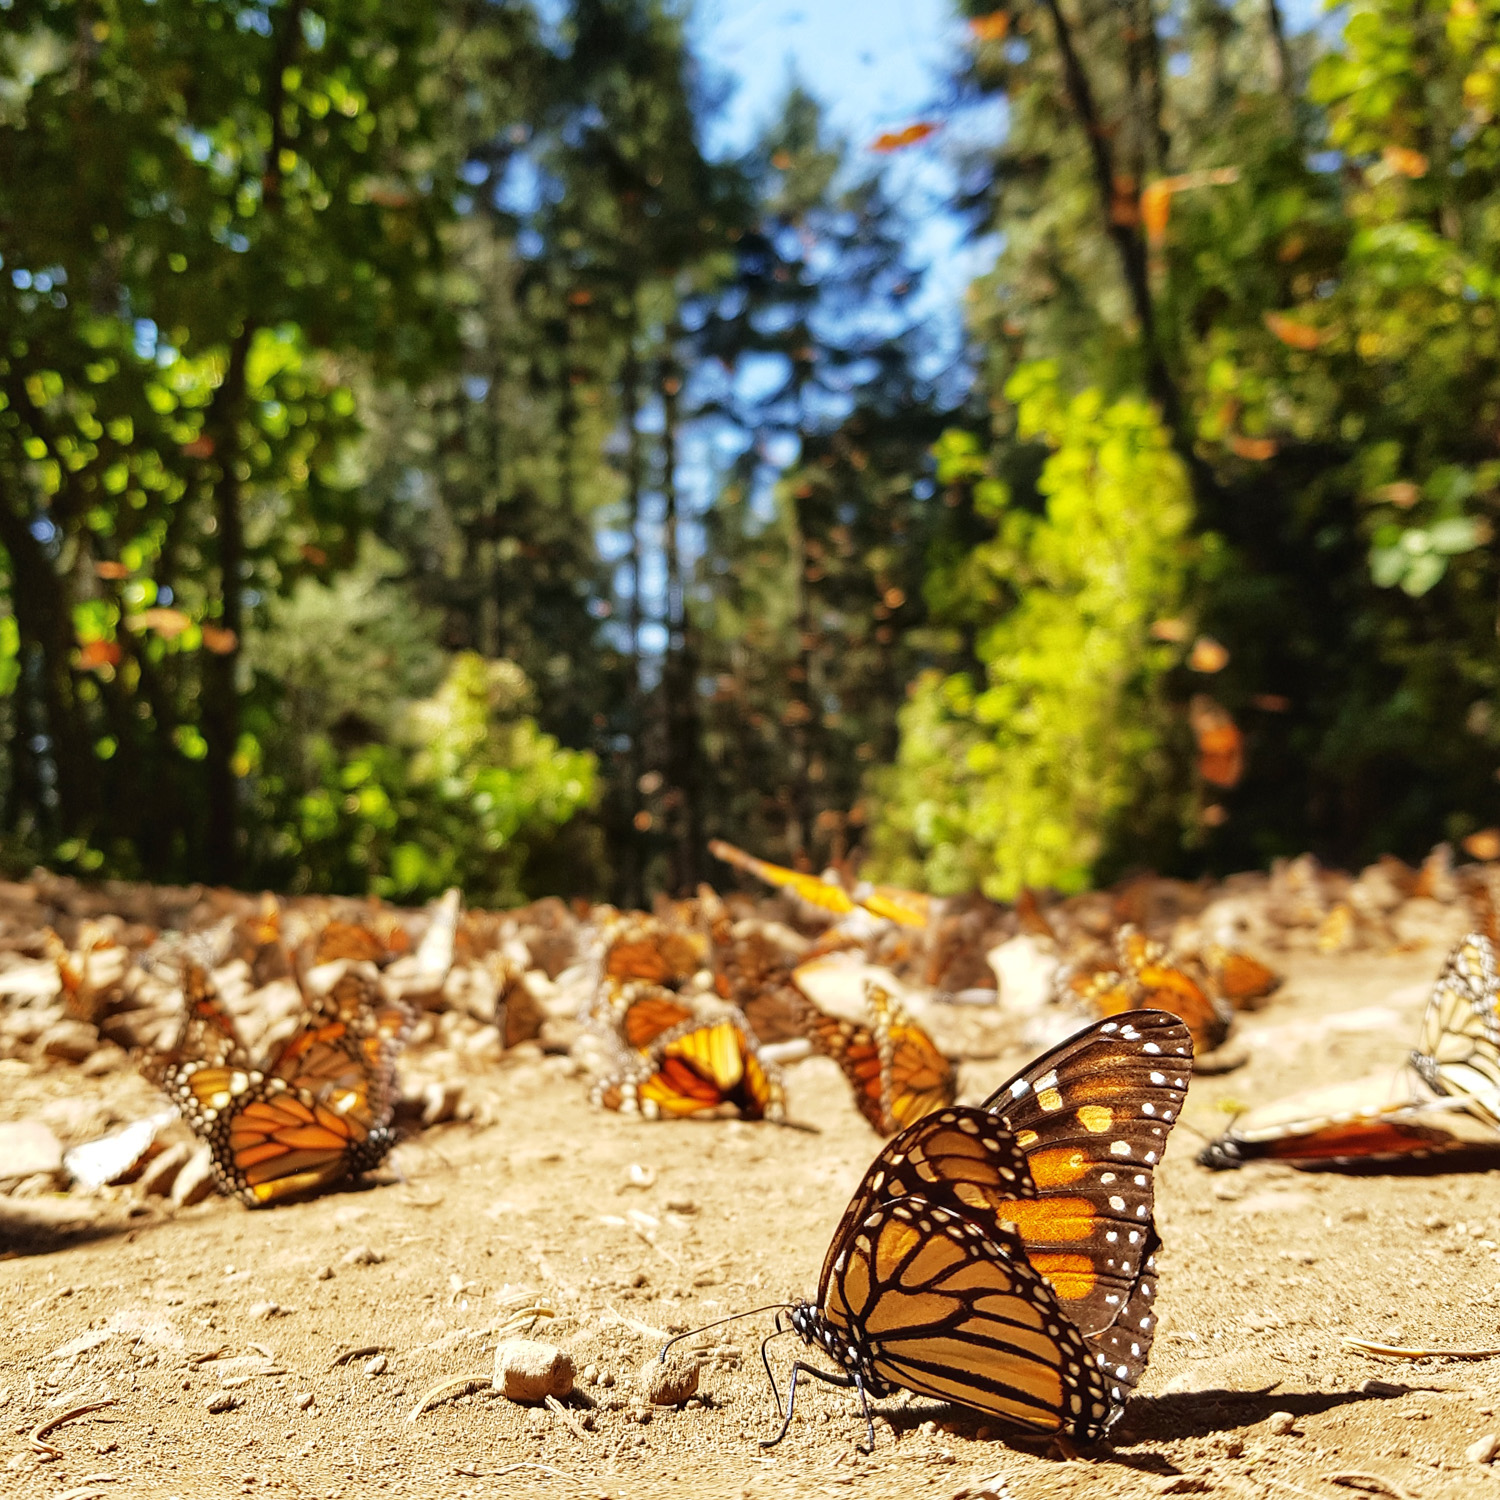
[758,1362,855,1449]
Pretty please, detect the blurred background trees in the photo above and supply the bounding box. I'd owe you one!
[4,0,1500,904]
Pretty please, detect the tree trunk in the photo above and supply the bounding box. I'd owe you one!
[201,324,253,883]
[620,298,647,906]
[659,347,701,894]
[0,488,93,841]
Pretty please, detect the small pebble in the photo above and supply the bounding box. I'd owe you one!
[296,1393,314,1411]
[364,1354,388,1377]
[248,1301,281,1320]
[1341,1207,1368,1222]
[1469,1433,1500,1465]
[624,1163,656,1190]
[205,1392,241,1414]
[313,1266,334,1282]
[1267,1411,1296,1436]
[664,1198,697,1214]
[600,1371,616,1389]
[583,1364,599,1384]
[340,1245,384,1267]
[637,1355,698,1407]
[1363,1379,1408,1397]
[494,1339,575,1403]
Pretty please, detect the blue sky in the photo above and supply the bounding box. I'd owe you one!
[690,0,1003,361]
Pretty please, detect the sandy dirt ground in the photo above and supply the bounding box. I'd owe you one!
[6,943,1500,1500]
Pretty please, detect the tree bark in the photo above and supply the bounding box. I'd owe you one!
[201,323,252,883]
[620,297,646,907]
[0,487,92,840]
[659,347,701,894]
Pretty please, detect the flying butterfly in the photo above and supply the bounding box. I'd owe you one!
[708,839,928,929]
[139,961,411,1209]
[1196,1064,1500,1170]
[1056,926,1229,1054]
[1409,930,1500,1127]
[662,1012,1192,1450]
[592,1009,786,1123]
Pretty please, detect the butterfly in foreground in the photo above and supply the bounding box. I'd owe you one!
[1200,931,1500,1170]
[662,1012,1192,1449]
[139,961,412,1208]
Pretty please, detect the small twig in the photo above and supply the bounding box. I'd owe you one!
[1343,1336,1500,1360]
[545,1394,590,1443]
[187,1346,229,1367]
[30,1399,118,1458]
[405,1374,489,1422]
[1325,1474,1417,1500]
[328,1344,387,1370]
[601,1304,669,1342]
[246,1342,274,1361]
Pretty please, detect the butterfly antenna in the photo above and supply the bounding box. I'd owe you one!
[760,1319,795,1412]
[657,1303,792,1365]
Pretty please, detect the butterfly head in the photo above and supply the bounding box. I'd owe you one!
[789,1300,863,1372]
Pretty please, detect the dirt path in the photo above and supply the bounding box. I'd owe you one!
[5,945,1500,1499]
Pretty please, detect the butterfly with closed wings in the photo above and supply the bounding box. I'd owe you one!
[661,1011,1192,1450]
[140,960,413,1208]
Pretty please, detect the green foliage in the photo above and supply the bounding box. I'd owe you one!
[272,652,597,905]
[870,366,1196,899]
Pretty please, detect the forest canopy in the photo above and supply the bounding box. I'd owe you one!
[3,0,1500,905]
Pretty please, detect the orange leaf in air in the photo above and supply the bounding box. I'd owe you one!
[1140,181,1173,246]
[969,11,1010,42]
[93,561,130,581]
[180,435,215,459]
[1150,617,1189,643]
[129,607,191,639]
[871,122,939,154]
[77,638,122,670]
[1229,434,1278,461]
[1188,635,1230,673]
[1464,828,1500,861]
[1190,695,1244,788]
[200,625,239,655]
[1382,145,1429,178]
[1265,312,1322,350]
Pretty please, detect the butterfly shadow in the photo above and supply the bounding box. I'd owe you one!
[1114,1384,1395,1443]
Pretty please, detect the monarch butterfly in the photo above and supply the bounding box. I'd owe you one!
[1201,944,1282,1008]
[608,986,695,1052]
[140,961,411,1209]
[768,977,955,1135]
[663,1012,1191,1450]
[1056,926,1229,1055]
[1196,1064,1500,1170]
[1409,931,1500,1126]
[708,839,928,929]
[592,1010,786,1122]
[1199,932,1500,1169]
